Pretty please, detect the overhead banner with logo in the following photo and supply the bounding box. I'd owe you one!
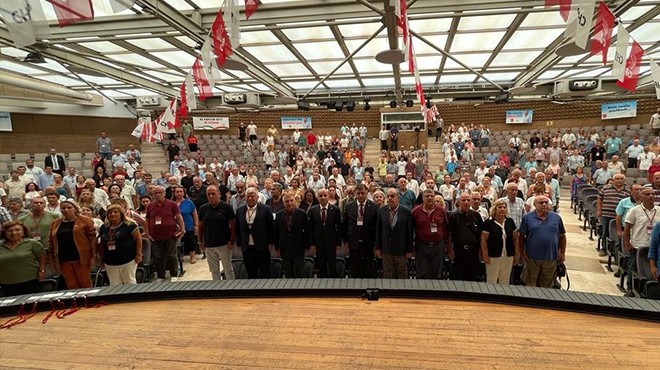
[281,116,312,129]
[505,110,533,124]
[192,116,230,130]
[601,100,637,120]
[0,112,12,132]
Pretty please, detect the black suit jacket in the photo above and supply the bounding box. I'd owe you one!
[44,155,66,173]
[375,206,414,256]
[235,203,275,251]
[342,199,378,249]
[307,203,342,249]
[274,208,309,258]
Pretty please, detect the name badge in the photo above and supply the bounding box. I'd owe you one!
[273,214,277,220]
[108,241,116,251]
[430,222,438,233]
[32,231,41,240]
[155,217,162,225]
[647,225,654,234]
[357,220,364,226]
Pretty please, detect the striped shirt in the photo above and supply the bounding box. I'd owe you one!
[499,196,525,228]
[599,185,630,219]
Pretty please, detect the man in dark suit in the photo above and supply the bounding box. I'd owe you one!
[44,148,66,176]
[235,187,275,278]
[308,188,342,278]
[376,188,414,279]
[342,183,378,278]
[274,191,310,278]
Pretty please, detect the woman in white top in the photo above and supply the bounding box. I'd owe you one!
[439,174,456,211]
[396,157,407,178]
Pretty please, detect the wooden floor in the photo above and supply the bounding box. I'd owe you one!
[0,297,658,369]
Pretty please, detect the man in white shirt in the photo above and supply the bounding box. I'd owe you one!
[247,121,258,143]
[62,167,78,195]
[561,128,576,149]
[111,149,128,168]
[123,157,140,179]
[624,139,644,169]
[608,155,626,175]
[226,168,244,192]
[508,132,521,150]
[638,146,656,172]
[329,167,346,189]
[263,149,276,170]
[24,159,44,182]
[650,108,660,136]
[308,172,326,193]
[125,144,142,163]
[474,161,489,184]
[85,179,110,207]
[5,170,25,199]
[223,155,236,172]
[405,172,420,197]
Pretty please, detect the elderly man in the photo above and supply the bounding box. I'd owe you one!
[608,155,626,175]
[592,160,613,187]
[18,197,60,252]
[235,187,275,279]
[625,139,644,169]
[500,182,525,228]
[198,185,236,280]
[144,186,185,282]
[375,188,414,279]
[343,184,378,278]
[474,161,489,184]
[266,183,284,213]
[518,195,567,288]
[308,188,343,278]
[397,177,416,210]
[623,185,660,296]
[44,148,66,176]
[412,189,449,279]
[274,191,310,278]
[447,192,484,282]
[85,179,109,207]
[597,174,629,256]
[544,168,561,212]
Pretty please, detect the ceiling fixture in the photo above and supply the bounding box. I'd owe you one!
[363,98,371,111]
[345,101,355,112]
[335,101,343,112]
[24,52,46,64]
[425,95,433,108]
[297,100,310,111]
[389,100,397,108]
[405,100,413,107]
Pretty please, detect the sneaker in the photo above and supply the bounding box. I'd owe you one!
[170,277,178,282]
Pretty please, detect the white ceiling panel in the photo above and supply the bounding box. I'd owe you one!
[127,38,177,51]
[266,63,308,77]
[504,28,564,50]
[409,17,453,33]
[293,41,344,60]
[241,45,298,62]
[458,14,516,31]
[150,51,196,67]
[438,74,478,84]
[337,22,383,38]
[281,26,335,41]
[490,51,541,67]
[450,32,506,52]
[361,77,395,87]
[79,41,127,53]
[107,53,163,68]
[307,61,355,76]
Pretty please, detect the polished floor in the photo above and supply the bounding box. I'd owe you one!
[177,190,623,297]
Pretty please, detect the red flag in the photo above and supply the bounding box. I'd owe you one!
[192,57,213,101]
[245,0,258,20]
[211,10,233,68]
[179,82,188,119]
[49,0,94,27]
[141,121,156,143]
[590,1,615,65]
[616,40,644,92]
[545,0,571,21]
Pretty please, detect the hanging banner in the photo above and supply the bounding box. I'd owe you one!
[601,100,637,120]
[505,110,533,124]
[0,112,12,131]
[281,116,312,129]
[193,116,229,130]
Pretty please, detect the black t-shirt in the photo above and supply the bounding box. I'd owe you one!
[198,201,235,247]
[481,217,517,257]
[189,185,208,209]
[99,223,138,266]
[365,166,374,175]
[57,220,80,263]
[340,163,351,177]
[529,136,541,149]
[166,145,180,162]
[591,146,606,161]
[447,209,483,247]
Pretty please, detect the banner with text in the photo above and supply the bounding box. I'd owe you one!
[193,116,230,130]
[0,112,12,132]
[505,110,533,124]
[601,100,637,120]
[281,116,312,130]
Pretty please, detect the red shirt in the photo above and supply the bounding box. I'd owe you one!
[648,164,660,182]
[411,204,448,243]
[307,134,316,144]
[146,199,181,241]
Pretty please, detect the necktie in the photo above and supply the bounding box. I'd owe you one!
[321,208,327,223]
[390,208,397,227]
[52,156,59,170]
[285,211,293,232]
[359,203,364,219]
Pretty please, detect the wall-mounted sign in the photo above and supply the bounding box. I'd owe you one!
[193,116,230,130]
[281,116,312,129]
[0,112,12,132]
[505,110,533,124]
[601,100,637,120]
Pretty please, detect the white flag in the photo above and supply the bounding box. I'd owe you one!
[224,0,240,48]
[565,0,596,50]
[131,121,145,139]
[651,59,660,100]
[185,73,197,111]
[0,0,50,47]
[613,23,630,82]
[200,39,222,87]
[110,0,135,13]
[155,98,178,134]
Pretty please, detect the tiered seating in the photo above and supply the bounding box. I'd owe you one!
[0,152,95,180]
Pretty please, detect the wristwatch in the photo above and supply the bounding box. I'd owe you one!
[40,269,46,273]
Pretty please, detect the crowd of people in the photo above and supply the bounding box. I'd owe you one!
[3,112,660,298]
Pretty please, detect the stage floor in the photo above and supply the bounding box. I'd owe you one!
[1,297,658,369]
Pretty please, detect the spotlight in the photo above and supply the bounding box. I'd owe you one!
[405,100,413,107]
[345,101,355,112]
[335,101,343,112]
[389,100,397,108]
[327,101,336,110]
[23,52,46,64]
[297,100,310,111]
[363,98,371,111]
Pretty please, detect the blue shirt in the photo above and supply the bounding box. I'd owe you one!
[649,222,660,273]
[399,190,416,210]
[486,154,499,166]
[615,197,638,222]
[519,211,565,261]
[178,199,196,231]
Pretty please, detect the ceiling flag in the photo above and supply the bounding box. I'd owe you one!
[185,72,197,111]
[0,0,50,47]
[49,0,94,27]
[192,57,213,101]
[616,40,644,92]
[565,0,595,50]
[612,23,629,82]
[130,121,145,139]
[590,1,615,65]
[109,0,134,13]
[141,120,157,143]
[224,0,240,48]
[545,0,572,22]
[245,0,258,20]
[178,82,188,119]
[201,39,222,87]
[650,59,660,100]
[211,9,233,68]
[155,98,179,134]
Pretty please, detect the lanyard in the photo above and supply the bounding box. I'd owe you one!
[643,207,657,226]
[32,213,45,228]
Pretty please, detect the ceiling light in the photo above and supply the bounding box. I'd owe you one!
[405,100,413,107]
[389,100,397,108]
[363,98,371,111]
[345,101,355,112]
[335,101,343,111]
[24,52,46,64]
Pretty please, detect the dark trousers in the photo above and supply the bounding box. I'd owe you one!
[391,139,398,151]
[152,238,178,279]
[282,255,305,278]
[382,254,408,279]
[450,244,480,281]
[243,246,270,279]
[435,128,442,141]
[350,242,375,278]
[0,279,41,297]
[600,216,613,251]
[627,247,638,291]
[317,244,337,278]
[416,241,445,279]
[628,158,638,169]
[380,140,388,151]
